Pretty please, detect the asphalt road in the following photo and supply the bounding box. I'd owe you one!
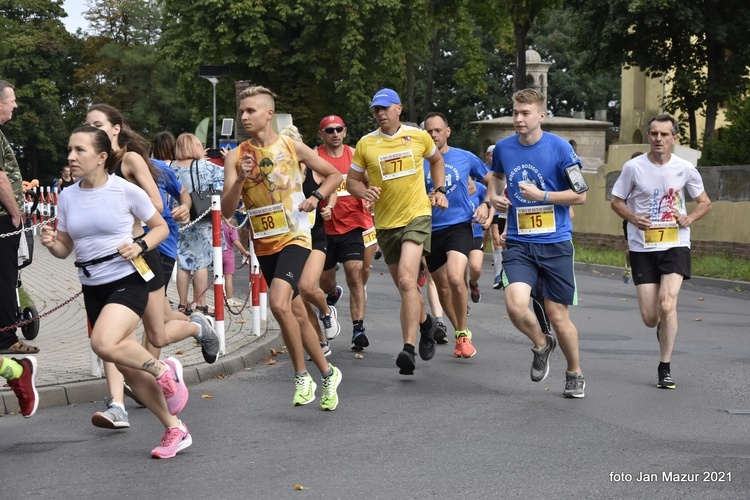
[2,257,749,499]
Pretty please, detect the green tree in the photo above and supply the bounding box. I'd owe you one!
[0,0,79,182]
[73,0,193,139]
[528,6,621,124]
[700,91,750,166]
[503,0,560,92]
[567,0,750,147]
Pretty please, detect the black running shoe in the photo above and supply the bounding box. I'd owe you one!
[418,316,437,361]
[351,327,369,351]
[434,321,448,345]
[396,350,416,375]
[657,367,676,389]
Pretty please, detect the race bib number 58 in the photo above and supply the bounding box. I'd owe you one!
[248,203,290,239]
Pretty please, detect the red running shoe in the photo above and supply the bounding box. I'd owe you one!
[8,356,39,417]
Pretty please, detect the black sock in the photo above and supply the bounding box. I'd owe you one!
[659,361,670,372]
[403,344,415,355]
[419,315,433,334]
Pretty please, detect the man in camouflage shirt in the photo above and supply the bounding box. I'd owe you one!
[0,80,36,354]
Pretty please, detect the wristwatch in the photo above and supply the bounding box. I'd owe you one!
[482,200,492,209]
[435,186,447,194]
[310,190,324,202]
[136,239,148,255]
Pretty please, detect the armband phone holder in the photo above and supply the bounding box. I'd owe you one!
[564,164,589,194]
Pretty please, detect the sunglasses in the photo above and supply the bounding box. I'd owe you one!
[323,126,344,134]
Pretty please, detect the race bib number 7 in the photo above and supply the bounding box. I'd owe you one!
[378,150,416,181]
[643,221,679,248]
[248,203,290,239]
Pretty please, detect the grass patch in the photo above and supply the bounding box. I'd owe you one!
[575,245,750,282]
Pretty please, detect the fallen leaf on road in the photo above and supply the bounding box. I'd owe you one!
[236,319,246,324]
[201,394,214,398]
[694,318,703,322]
[218,373,226,379]
[502,315,509,319]
[354,354,364,359]
[294,484,307,490]
[271,349,285,356]
[266,359,277,365]
[175,350,185,355]
[262,355,271,360]
[244,367,252,371]
[698,297,705,301]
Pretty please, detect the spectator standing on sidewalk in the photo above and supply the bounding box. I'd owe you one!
[0,80,39,356]
[222,216,250,307]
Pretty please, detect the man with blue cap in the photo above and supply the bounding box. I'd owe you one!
[346,88,448,376]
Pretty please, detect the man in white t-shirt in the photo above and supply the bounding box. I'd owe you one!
[611,114,712,390]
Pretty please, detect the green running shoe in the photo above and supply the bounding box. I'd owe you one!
[293,373,317,406]
[320,365,342,411]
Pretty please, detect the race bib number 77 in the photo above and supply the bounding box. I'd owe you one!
[378,150,416,181]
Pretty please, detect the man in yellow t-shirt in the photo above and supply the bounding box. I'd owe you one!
[346,88,448,376]
[222,86,344,410]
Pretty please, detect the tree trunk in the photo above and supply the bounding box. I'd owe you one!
[423,29,442,116]
[406,53,416,123]
[703,39,721,145]
[513,23,530,92]
[687,107,698,149]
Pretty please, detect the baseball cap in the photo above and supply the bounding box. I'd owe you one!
[319,115,345,130]
[370,88,401,108]
[486,145,496,154]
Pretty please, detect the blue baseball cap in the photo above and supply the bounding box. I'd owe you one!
[370,88,401,108]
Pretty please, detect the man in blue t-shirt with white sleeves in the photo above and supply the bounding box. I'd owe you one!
[487,89,588,398]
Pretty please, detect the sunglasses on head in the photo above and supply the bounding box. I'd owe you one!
[323,126,344,134]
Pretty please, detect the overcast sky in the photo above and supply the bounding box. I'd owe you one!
[62,0,89,33]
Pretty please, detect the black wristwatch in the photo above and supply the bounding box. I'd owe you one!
[436,186,447,194]
[482,200,492,209]
[310,190,324,202]
[136,239,148,255]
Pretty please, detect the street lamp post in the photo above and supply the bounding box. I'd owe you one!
[201,76,219,149]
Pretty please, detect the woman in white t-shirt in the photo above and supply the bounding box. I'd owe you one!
[41,126,192,459]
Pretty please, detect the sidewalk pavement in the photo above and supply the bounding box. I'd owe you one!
[1,236,283,416]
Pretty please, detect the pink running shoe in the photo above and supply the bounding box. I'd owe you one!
[151,421,192,459]
[157,357,188,415]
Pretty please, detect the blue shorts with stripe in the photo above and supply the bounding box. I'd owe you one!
[500,239,578,305]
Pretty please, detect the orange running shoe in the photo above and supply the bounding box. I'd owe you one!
[454,331,476,358]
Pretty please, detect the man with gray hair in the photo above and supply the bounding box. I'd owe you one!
[0,79,39,417]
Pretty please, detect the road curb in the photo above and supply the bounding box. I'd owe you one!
[574,262,750,296]
[1,327,283,416]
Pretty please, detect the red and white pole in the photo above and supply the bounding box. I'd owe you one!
[211,194,225,355]
[259,273,268,322]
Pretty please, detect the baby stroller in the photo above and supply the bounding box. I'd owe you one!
[16,189,39,340]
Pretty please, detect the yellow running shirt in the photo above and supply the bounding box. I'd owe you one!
[236,135,311,256]
[351,125,436,230]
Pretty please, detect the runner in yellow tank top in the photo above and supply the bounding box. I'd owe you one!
[222,86,344,410]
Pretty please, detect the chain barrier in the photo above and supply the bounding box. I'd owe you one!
[178,207,212,232]
[0,290,83,332]
[0,216,57,239]
[223,213,248,230]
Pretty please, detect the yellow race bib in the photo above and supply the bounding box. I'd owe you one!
[643,221,679,248]
[362,226,378,248]
[248,203,290,239]
[516,205,556,235]
[378,150,416,181]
